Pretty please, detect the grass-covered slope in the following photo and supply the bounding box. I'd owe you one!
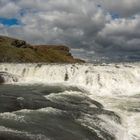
[0,36,84,63]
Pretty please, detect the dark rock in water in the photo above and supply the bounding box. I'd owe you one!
[64,73,69,81]
[0,75,5,84]
[0,72,7,84]
[0,72,19,84]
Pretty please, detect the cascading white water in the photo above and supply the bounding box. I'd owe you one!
[0,63,140,96]
[0,63,140,140]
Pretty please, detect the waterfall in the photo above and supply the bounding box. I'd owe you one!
[0,63,140,95]
[0,63,140,140]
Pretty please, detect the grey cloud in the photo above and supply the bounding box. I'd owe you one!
[0,0,140,62]
[97,16,140,52]
[95,0,140,17]
[0,0,20,18]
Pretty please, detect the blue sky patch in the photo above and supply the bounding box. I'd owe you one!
[0,18,20,26]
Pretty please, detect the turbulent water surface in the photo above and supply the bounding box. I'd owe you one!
[0,63,140,140]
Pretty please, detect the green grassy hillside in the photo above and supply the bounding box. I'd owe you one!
[0,36,84,63]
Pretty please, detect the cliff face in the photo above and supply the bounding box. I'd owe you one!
[0,36,84,63]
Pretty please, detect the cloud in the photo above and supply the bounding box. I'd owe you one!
[93,0,140,17]
[0,0,140,62]
[0,0,20,18]
[97,15,140,52]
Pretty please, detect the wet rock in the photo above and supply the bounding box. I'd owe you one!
[0,72,19,84]
[64,73,69,81]
[0,75,5,84]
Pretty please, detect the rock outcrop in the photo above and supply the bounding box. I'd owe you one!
[0,72,19,84]
[0,74,5,84]
[0,35,85,63]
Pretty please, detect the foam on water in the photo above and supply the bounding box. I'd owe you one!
[43,90,126,140]
[88,95,140,140]
[0,112,25,122]
[0,126,49,140]
[1,63,140,96]
[0,63,140,140]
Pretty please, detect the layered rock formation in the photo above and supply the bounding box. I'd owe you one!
[0,36,84,63]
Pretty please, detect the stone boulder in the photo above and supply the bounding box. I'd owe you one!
[0,72,19,84]
[11,39,27,48]
[0,75,4,84]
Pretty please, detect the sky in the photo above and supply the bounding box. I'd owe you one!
[0,0,140,62]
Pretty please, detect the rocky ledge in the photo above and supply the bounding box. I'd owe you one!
[0,72,19,84]
[0,36,85,63]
